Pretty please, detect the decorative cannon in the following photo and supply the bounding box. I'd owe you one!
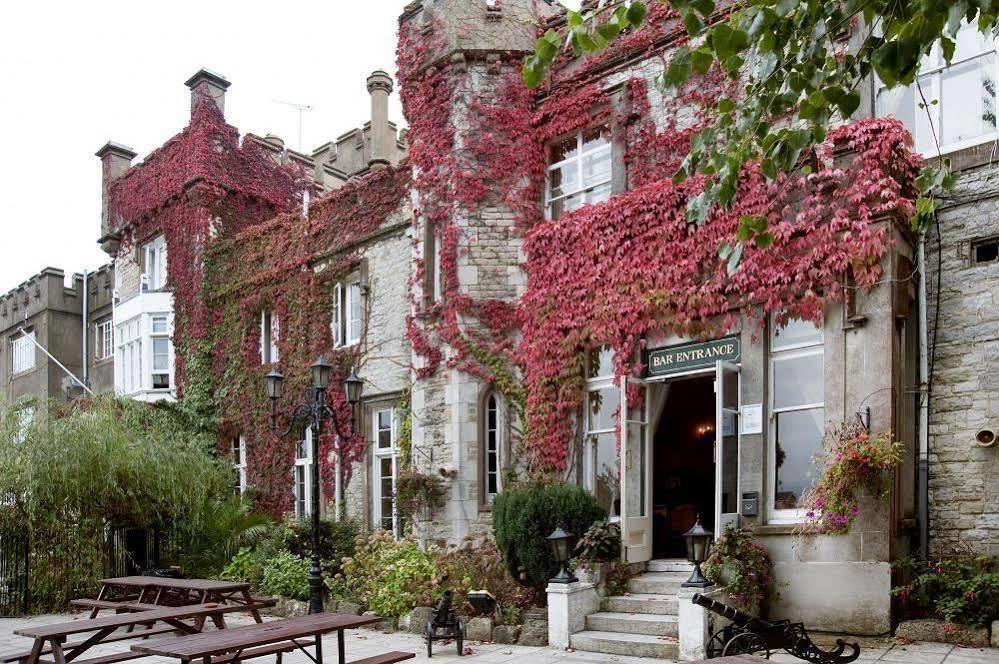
[692,593,861,663]
[425,589,465,657]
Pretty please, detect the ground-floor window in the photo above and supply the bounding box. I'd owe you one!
[770,317,825,521]
[372,408,398,535]
[294,429,313,518]
[583,347,620,518]
[481,391,502,505]
[231,435,247,495]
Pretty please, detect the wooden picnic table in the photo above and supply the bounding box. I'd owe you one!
[131,613,414,664]
[7,603,252,664]
[89,577,266,623]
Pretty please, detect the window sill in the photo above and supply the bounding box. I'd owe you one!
[924,140,999,172]
[11,368,37,377]
[751,523,802,536]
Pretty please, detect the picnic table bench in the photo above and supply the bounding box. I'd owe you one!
[5,603,254,664]
[131,613,415,664]
[82,578,272,623]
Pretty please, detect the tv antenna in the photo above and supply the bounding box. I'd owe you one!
[272,99,313,151]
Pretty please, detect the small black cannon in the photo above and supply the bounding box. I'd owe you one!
[425,589,465,657]
[692,593,861,663]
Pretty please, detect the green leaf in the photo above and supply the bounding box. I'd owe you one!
[726,242,744,275]
[710,24,749,61]
[692,46,714,74]
[836,90,861,118]
[680,7,703,35]
[522,55,543,88]
[626,1,648,27]
[665,46,693,88]
[596,22,622,41]
[755,232,775,249]
[535,33,558,61]
[717,97,735,113]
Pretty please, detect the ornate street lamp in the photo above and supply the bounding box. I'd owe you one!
[546,526,578,584]
[265,357,363,614]
[681,515,713,588]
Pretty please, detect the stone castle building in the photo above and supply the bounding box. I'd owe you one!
[61,0,999,647]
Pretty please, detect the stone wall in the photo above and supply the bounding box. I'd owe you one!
[926,159,999,556]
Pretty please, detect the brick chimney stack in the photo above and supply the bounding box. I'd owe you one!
[366,70,394,169]
[184,68,231,116]
[95,141,137,256]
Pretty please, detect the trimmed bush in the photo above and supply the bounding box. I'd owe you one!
[493,478,605,589]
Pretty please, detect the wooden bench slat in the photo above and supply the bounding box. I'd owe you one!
[346,651,416,664]
[70,600,162,612]
[16,604,252,639]
[0,626,179,663]
[208,639,315,664]
[37,652,145,664]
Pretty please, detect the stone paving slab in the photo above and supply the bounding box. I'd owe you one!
[1,614,998,664]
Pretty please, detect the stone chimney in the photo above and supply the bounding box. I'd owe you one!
[95,141,137,256]
[366,70,394,169]
[184,68,231,116]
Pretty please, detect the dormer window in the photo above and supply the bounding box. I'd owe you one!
[260,311,279,365]
[546,127,612,220]
[142,235,168,291]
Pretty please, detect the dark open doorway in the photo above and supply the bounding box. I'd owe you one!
[652,374,716,559]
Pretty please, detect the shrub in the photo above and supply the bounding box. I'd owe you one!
[893,555,999,627]
[221,546,267,587]
[493,478,606,589]
[284,517,360,577]
[332,533,438,617]
[435,535,538,623]
[260,552,310,601]
[702,525,778,611]
[572,519,621,567]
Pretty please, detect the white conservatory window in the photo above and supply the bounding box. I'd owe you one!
[876,20,998,155]
[583,346,620,519]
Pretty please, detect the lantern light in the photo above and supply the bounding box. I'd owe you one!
[311,357,333,391]
[546,526,578,584]
[681,514,713,588]
[265,368,285,400]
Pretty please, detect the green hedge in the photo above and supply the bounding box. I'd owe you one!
[493,480,605,589]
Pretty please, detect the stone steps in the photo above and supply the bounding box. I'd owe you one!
[627,571,688,595]
[585,611,678,636]
[647,559,694,573]
[602,592,678,615]
[569,630,679,659]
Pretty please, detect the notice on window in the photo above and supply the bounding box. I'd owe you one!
[741,403,763,435]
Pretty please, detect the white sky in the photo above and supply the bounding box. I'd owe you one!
[0,1,411,295]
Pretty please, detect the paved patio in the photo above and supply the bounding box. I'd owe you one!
[0,612,997,664]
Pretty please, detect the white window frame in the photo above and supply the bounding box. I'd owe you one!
[483,392,502,504]
[232,435,247,494]
[582,347,620,521]
[545,127,613,220]
[294,429,313,518]
[116,317,142,395]
[142,235,168,291]
[768,318,825,524]
[372,407,399,537]
[150,315,171,390]
[13,404,35,445]
[332,280,362,348]
[95,319,114,361]
[11,330,35,375]
[876,21,999,155]
[260,311,280,365]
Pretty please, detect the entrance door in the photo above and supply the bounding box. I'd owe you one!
[715,361,741,536]
[620,376,652,563]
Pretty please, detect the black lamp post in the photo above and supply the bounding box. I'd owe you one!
[546,526,578,584]
[265,357,362,614]
[681,514,713,588]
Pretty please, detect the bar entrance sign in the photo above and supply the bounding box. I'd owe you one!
[646,337,740,377]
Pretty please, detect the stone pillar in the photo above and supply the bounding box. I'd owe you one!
[184,68,230,116]
[677,588,711,661]
[546,581,600,650]
[366,70,394,168]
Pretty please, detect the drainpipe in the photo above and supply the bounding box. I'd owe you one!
[916,237,930,559]
[82,270,90,389]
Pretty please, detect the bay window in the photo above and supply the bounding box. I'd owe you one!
[115,313,173,397]
[583,346,620,519]
[332,280,362,347]
[372,408,398,536]
[769,317,825,520]
[546,127,612,220]
[876,20,998,154]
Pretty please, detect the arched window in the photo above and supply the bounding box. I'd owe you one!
[481,392,502,505]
